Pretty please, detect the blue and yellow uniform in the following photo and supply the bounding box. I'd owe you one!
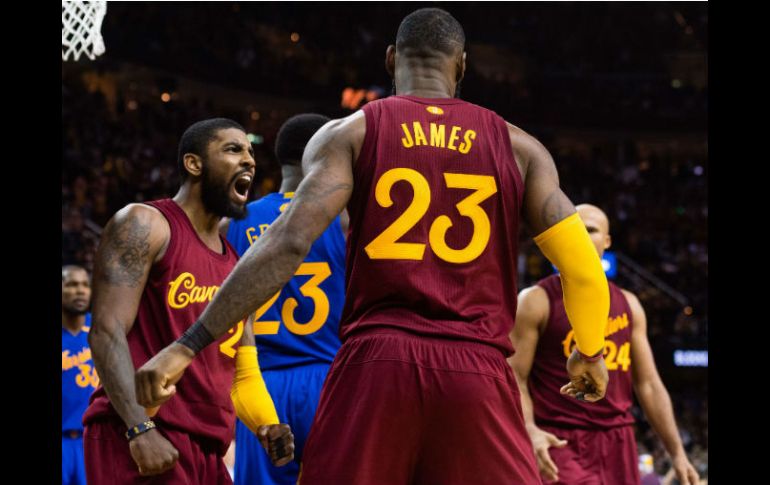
[62,313,98,485]
[227,192,345,485]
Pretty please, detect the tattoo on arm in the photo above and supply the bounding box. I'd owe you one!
[540,190,574,228]
[97,216,152,287]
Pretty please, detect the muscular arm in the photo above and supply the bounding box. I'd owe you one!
[509,286,568,480]
[508,124,575,235]
[627,290,690,463]
[88,204,169,427]
[508,286,549,430]
[510,124,608,357]
[194,111,364,341]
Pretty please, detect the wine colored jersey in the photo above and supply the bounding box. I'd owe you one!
[341,95,524,354]
[529,274,635,429]
[83,199,243,451]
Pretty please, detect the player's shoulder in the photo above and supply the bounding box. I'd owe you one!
[617,285,637,301]
[618,287,643,311]
[518,283,550,304]
[464,98,503,118]
[105,202,171,255]
[329,110,366,136]
[111,202,167,228]
[503,122,548,155]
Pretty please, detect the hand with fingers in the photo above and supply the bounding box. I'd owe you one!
[129,428,180,476]
[135,342,194,409]
[561,347,609,402]
[527,425,567,483]
[671,454,700,485]
[257,424,295,467]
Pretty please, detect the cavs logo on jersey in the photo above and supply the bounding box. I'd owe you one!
[561,312,632,372]
[426,106,444,115]
[167,272,221,309]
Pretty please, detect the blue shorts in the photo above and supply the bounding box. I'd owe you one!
[62,432,86,485]
[234,362,330,485]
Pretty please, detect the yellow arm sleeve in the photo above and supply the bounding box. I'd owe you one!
[230,346,280,434]
[534,213,609,356]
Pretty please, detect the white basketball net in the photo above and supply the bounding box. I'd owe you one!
[62,1,107,61]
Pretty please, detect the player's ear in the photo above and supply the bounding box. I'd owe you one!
[456,51,466,83]
[183,153,203,178]
[385,45,396,78]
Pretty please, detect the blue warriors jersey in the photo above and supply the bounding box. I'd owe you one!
[62,313,98,432]
[227,192,345,370]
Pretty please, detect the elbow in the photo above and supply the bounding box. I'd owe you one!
[562,259,608,297]
[280,232,312,260]
[571,257,606,286]
[634,379,657,401]
[87,324,101,347]
[86,316,120,349]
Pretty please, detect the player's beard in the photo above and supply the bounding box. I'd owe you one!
[200,161,248,220]
[62,303,88,316]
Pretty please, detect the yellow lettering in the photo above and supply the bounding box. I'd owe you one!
[364,168,430,260]
[616,341,632,371]
[168,272,194,309]
[447,126,462,151]
[401,123,414,148]
[430,123,446,148]
[246,227,258,245]
[219,321,244,358]
[167,272,220,309]
[429,173,497,263]
[413,122,427,146]
[76,364,92,387]
[77,348,91,363]
[282,263,332,336]
[562,330,576,358]
[459,130,476,154]
[605,312,630,338]
[62,351,73,371]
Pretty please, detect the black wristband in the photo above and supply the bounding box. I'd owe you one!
[176,321,215,354]
[125,420,156,441]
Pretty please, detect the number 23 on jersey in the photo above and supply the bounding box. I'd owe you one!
[364,168,498,264]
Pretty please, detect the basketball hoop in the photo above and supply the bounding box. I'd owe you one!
[62,1,107,61]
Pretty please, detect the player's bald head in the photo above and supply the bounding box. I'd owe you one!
[576,204,610,236]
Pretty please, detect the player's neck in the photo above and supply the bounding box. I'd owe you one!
[62,312,86,334]
[395,66,456,99]
[173,187,221,238]
[279,166,302,193]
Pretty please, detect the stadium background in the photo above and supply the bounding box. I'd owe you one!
[61,2,708,480]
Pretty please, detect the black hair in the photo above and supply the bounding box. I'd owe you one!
[396,8,465,58]
[275,114,331,166]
